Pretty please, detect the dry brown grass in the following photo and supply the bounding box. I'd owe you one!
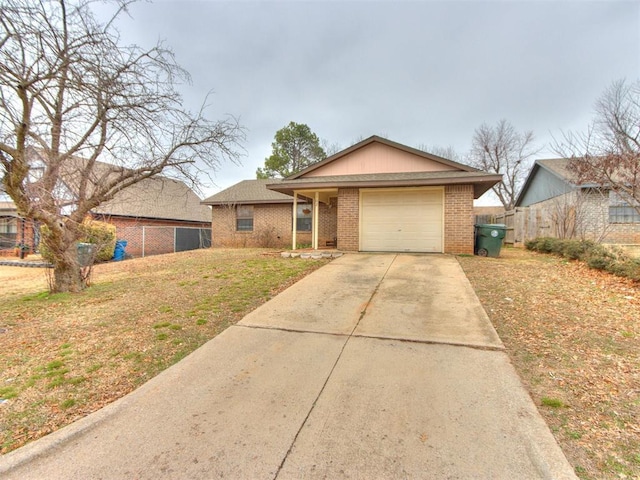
[0,249,328,453]
[458,247,640,480]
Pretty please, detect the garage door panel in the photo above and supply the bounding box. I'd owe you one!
[361,189,442,253]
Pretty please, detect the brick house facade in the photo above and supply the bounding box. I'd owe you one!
[91,214,210,257]
[205,137,500,254]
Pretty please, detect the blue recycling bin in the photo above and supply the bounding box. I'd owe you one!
[113,240,128,261]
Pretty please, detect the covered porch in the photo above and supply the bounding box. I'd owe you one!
[291,188,338,250]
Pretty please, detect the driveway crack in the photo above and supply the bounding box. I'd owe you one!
[272,255,397,479]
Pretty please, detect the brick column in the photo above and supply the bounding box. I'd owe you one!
[337,188,359,251]
[444,185,474,254]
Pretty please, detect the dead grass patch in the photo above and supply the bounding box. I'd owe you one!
[0,248,329,453]
[458,247,640,480]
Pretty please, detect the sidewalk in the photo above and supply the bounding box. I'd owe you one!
[0,254,577,479]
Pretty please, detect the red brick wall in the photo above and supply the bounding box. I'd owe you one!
[209,186,476,254]
[318,200,338,247]
[211,203,338,249]
[92,214,210,257]
[337,188,359,251]
[212,204,292,248]
[444,185,474,254]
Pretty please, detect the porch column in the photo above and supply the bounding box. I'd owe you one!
[292,191,298,250]
[313,192,319,250]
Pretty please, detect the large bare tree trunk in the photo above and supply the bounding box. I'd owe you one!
[52,248,83,293]
[41,225,84,292]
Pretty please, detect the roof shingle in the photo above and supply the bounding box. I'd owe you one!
[202,179,293,205]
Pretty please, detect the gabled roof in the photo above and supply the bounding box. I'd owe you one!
[515,158,583,207]
[288,135,479,179]
[534,158,575,182]
[270,136,500,199]
[25,149,211,222]
[201,179,294,205]
[94,176,211,222]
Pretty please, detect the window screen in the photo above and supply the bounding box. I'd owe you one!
[236,205,254,231]
[609,192,640,224]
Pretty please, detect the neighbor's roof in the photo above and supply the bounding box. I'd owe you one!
[93,176,211,222]
[27,149,211,222]
[535,158,575,182]
[201,179,294,205]
[515,158,589,207]
[0,201,19,216]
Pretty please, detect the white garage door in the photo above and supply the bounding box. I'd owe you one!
[360,188,443,252]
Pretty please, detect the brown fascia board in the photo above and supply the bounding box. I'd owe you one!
[201,198,294,206]
[288,135,480,179]
[270,174,502,199]
[91,212,209,223]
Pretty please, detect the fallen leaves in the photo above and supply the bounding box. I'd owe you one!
[458,247,640,480]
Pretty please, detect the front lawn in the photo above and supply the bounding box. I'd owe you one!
[458,247,640,480]
[0,249,328,453]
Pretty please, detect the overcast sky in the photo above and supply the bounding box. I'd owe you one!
[109,0,639,204]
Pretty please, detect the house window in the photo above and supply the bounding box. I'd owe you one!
[0,217,17,249]
[0,217,17,234]
[236,205,254,231]
[609,192,640,223]
[297,204,312,232]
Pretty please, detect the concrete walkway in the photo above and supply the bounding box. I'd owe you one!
[0,254,577,479]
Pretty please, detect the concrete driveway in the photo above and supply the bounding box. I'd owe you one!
[0,254,577,479]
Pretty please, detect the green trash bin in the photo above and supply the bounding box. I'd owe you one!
[474,224,506,257]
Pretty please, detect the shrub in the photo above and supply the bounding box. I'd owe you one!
[610,258,640,281]
[586,254,612,271]
[526,236,640,281]
[40,219,116,263]
[526,237,561,254]
[79,220,116,262]
[561,239,591,260]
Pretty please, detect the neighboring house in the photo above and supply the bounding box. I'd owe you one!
[1,156,212,257]
[203,136,501,254]
[90,176,212,257]
[506,158,640,246]
[0,200,38,255]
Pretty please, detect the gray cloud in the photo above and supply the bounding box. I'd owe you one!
[108,0,639,201]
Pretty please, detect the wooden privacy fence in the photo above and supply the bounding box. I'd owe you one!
[495,207,549,246]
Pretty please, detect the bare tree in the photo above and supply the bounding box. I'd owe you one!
[321,139,342,157]
[0,0,243,292]
[416,144,462,162]
[555,79,640,216]
[469,119,539,210]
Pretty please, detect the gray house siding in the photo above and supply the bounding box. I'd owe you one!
[517,166,572,207]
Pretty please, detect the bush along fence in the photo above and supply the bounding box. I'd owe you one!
[525,237,640,282]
